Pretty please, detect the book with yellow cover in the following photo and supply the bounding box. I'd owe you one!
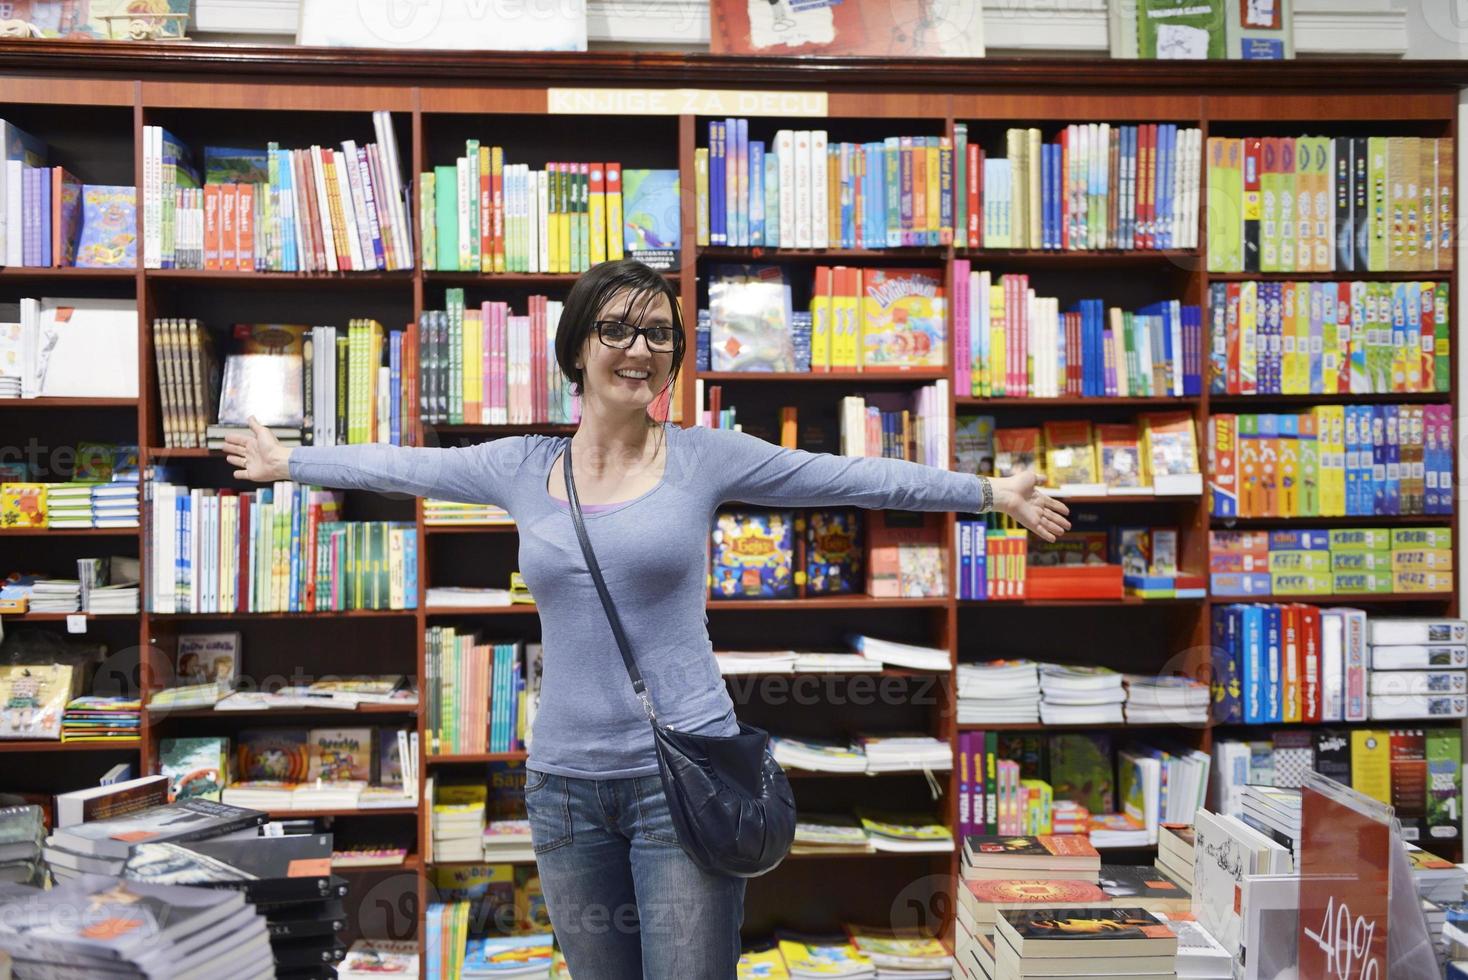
[859,268,945,369]
[777,938,872,976]
[1042,420,1101,493]
[0,483,47,528]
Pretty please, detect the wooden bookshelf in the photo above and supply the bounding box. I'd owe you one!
[1,43,1461,963]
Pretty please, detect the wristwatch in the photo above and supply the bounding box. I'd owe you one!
[977,475,994,514]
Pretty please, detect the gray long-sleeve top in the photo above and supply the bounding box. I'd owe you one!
[290,423,985,778]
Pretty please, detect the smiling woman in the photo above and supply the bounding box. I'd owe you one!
[221,257,1069,980]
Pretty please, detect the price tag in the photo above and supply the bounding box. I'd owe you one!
[66,614,86,634]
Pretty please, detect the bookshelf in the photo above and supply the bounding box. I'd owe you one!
[0,43,1461,962]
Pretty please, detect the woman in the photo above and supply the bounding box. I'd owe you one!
[224,258,1069,979]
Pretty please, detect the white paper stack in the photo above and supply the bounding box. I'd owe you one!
[28,577,80,613]
[1124,674,1210,725]
[956,661,1039,724]
[714,650,798,674]
[858,734,952,772]
[1039,664,1125,725]
[850,635,950,671]
[771,735,867,773]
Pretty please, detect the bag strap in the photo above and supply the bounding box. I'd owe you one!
[562,444,658,724]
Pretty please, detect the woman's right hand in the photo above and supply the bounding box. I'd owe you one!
[223,416,293,483]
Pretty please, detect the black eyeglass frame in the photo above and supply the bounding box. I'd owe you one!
[593,319,684,353]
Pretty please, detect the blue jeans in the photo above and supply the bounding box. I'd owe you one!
[524,770,746,979]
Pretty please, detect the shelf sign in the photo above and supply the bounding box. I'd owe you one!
[548,87,827,117]
[1298,771,1391,980]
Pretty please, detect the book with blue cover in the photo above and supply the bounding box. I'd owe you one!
[621,168,679,253]
[710,508,795,599]
[804,509,861,596]
[74,185,135,269]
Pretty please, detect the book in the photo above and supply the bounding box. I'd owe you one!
[804,508,862,596]
[122,832,338,904]
[55,775,168,828]
[339,939,419,978]
[962,834,1101,873]
[859,268,946,369]
[237,728,310,783]
[994,905,1180,959]
[48,798,267,860]
[174,632,241,686]
[621,168,679,252]
[158,736,229,803]
[710,508,795,599]
[74,185,137,268]
[308,727,374,783]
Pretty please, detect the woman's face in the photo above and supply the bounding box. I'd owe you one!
[578,290,677,415]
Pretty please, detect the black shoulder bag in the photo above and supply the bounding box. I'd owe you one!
[562,447,795,877]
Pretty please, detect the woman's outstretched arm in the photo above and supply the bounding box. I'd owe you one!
[222,417,524,506]
[692,425,1070,542]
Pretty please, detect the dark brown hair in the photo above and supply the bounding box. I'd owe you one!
[555,259,685,413]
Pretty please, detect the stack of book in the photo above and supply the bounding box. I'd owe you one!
[1123,675,1210,725]
[1157,915,1232,979]
[79,555,141,613]
[860,735,952,772]
[990,413,1202,497]
[424,499,512,525]
[425,585,511,608]
[810,266,947,372]
[143,113,413,272]
[123,830,353,972]
[1205,280,1450,395]
[0,164,137,270]
[1039,664,1125,725]
[43,796,268,879]
[791,815,875,856]
[19,575,80,612]
[0,874,274,976]
[857,811,953,854]
[771,736,867,773]
[430,781,486,863]
[952,267,1203,399]
[851,635,950,671]
[1118,744,1210,845]
[956,660,1040,724]
[990,907,1180,980]
[1370,616,1468,721]
[60,696,140,742]
[1405,842,1468,904]
[91,480,141,527]
[1237,785,1301,861]
[954,835,1107,975]
[1155,823,1195,887]
[43,482,93,528]
[837,383,951,467]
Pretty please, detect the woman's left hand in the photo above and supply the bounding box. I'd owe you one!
[993,471,1071,543]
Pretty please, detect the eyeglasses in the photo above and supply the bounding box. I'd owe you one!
[594,320,682,353]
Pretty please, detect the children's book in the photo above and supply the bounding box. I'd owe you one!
[994,428,1044,481]
[860,268,946,368]
[236,728,310,783]
[0,663,76,739]
[158,736,229,802]
[1098,423,1145,491]
[804,509,861,595]
[75,185,136,268]
[1042,420,1101,491]
[956,414,996,476]
[308,727,374,783]
[175,632,241,686]
[621,168,680,251]
[710,508,795,599]
[709,264,795,372]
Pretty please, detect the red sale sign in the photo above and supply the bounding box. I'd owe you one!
[1298,770,1392,980]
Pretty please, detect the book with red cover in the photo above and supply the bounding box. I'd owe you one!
[963,833,1100,870]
